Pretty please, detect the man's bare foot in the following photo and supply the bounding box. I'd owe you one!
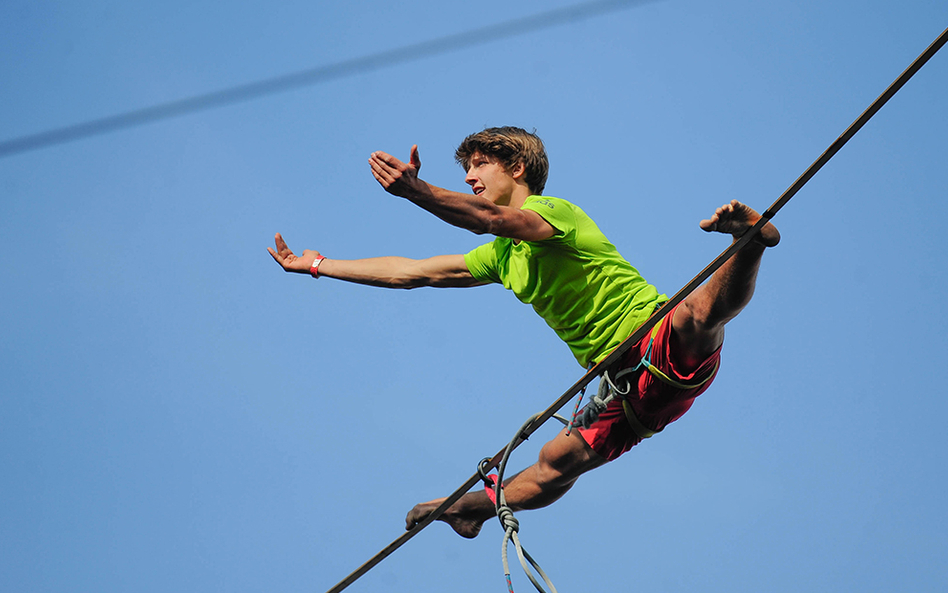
[405,495,491,539]
[700,200,780,247]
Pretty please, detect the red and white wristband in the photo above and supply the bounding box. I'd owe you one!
[309,256,326,278]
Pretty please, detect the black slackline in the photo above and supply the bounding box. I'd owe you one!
[325,25,948,593]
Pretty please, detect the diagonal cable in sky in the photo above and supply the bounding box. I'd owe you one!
[0,0,659,159]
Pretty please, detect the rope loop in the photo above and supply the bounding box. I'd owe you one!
[478,457,494,487]
[570,366,639,430]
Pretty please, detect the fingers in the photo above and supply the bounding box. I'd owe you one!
[369,146,423,197]
[274,232,289,253]
[369,149,415,172]
[369,153,397,178]
[369,157,398,188]
[270,233,296,268]
[369,165,384,185]
[275,233,295,257]
[267,246,282,263]
[369,150,403,169]
[369,150,413,191]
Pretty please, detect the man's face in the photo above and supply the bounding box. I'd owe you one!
[464,151,520,206]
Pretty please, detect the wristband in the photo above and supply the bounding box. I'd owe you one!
[309,256,326,278]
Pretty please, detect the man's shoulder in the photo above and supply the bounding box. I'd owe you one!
[525,195,593,219]
[525,195,575,208]
[524,195,560,210]
[524,195,599,238]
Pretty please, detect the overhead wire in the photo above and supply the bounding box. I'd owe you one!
[323,24,948,593]
[0,0,659,159]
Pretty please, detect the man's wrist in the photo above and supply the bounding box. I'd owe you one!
[310,256,326,278]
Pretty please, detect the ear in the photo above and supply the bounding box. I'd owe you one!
[511,161,526,180]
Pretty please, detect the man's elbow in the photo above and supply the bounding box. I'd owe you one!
[388,275,429,289]
[472,210,507,236]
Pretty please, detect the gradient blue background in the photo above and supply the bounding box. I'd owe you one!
[2,1,946,591]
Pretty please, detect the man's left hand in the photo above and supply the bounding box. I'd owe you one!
[268,233,321,274]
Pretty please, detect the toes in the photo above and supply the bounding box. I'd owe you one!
[405,505,426,530]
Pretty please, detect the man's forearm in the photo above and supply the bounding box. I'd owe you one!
[318,254,478,289]
[269,234,476,288]
[368,148,504,235]
[402,182,498,235]
[319,257,429,289]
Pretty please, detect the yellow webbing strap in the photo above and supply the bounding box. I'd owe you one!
[643,357,720,390]
[621,400,660,440]
[641,318,720,390]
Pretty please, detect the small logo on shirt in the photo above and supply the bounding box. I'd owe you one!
[533,199,555,209]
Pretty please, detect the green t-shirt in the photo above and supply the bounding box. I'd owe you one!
[464,195,666,368]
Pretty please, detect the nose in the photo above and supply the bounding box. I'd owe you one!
[465,168,477,188]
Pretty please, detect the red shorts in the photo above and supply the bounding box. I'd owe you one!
[577,307,722,461]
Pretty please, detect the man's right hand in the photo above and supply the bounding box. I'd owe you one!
[369,144,426,199]
[267,233,321,274]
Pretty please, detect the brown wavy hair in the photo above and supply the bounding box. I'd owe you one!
[455,127,549,195]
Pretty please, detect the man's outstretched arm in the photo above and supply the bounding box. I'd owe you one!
[267,233,483,289]
[368,145,555,242]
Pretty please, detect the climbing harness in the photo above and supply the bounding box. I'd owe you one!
[324,26,948,593]
[569,315,720,434]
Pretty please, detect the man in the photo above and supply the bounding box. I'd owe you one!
[268,126,779,539]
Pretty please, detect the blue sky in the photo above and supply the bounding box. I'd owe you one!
[2,1,947,592]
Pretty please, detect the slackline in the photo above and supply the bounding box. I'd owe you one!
[325,25,948,593]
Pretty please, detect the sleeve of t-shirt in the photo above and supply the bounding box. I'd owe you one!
[464,240,501,284]
[520,196,577,244]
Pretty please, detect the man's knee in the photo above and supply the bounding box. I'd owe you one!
[535,431,605,486]
[676,294,730,332]
[671,300,725,368]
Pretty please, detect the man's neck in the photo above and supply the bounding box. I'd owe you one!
[506,185,534,210]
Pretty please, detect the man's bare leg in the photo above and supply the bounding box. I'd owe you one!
[406,427,606,538]
[673,200,780,367]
